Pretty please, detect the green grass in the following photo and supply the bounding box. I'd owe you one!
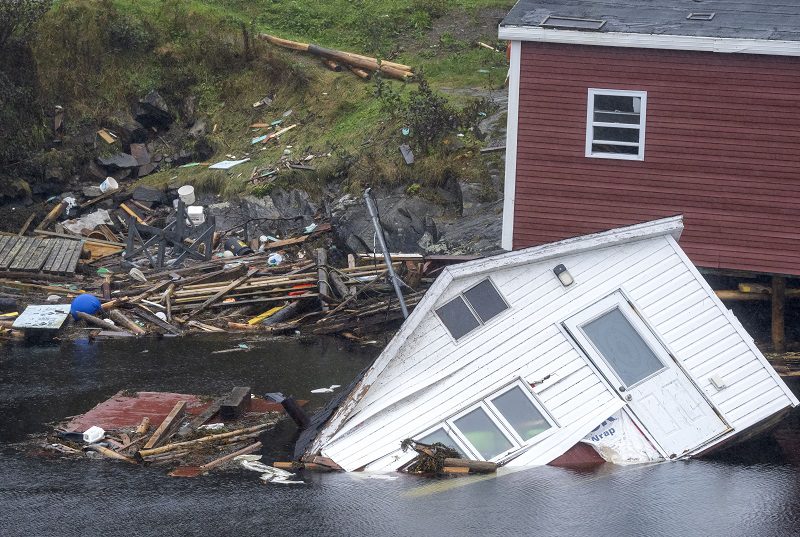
[29,0,513,199]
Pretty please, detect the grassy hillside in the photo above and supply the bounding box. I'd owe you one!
[6,0,513,203]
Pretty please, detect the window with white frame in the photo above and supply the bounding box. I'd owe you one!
[414,380,556,462]
[586,89,647,160]
[435,279,509,341]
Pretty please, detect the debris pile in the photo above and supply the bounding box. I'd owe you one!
[42,388,304,480]
[400,439,498,476]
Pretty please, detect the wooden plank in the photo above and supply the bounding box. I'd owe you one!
[54,241,78,274]
[23,240,56,272]
[0,236,11,258]
[184,396,227,431]
[0,237,28,269]
[0,236,20,267]
[61,240,84,274]
[43,240,69,273]
[143,401,187,450]
[219,387,252,421]
[17,213,35,236]
[186,269,257,319]
[10,238,42,270]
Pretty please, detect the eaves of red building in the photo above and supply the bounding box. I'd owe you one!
[512,42,800,276]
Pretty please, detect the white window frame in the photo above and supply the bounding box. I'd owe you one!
[415,379,557,462]
[434,277,510,344]
[585,89,647,161]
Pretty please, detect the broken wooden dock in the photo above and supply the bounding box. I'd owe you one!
[0,236,83,275]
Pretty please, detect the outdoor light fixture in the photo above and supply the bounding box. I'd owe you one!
[553,264,574,287]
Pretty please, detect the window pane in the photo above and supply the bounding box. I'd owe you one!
[436,296,480,340]
[592,144,639,155]
[594,111,640,125]
[463,280,508,324]
[491,387,550,441]
[582,307,664,387]
[594,94,639,114]
[593,126,640,143]
[454,407,514,460]
[417,428,465,457]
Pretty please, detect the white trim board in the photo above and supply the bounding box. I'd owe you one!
[501,40,522,251]
[498,26,800,57]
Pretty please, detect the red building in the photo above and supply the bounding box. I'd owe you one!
[499,1,800,277]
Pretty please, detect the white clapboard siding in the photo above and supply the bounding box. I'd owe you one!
[310,217,797,471]
[623,236,797,443]
[322,239,676,470]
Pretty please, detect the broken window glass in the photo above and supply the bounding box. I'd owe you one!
[490,386,550,441]
[454,407,514,460]
[463,279,508,324]
[436,296,480,340]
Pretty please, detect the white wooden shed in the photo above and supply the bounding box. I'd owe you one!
[303,216,798,471]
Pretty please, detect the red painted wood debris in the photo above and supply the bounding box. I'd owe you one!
[65,391,302,432]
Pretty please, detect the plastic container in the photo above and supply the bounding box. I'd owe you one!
[267,253,283,266]
[187,205,205,225]
[82,426,105,443]
[129,267,147,283]
[223,237,253,256]
[177,185,196,205]
[99,177,118,193]
[70,294,102,320]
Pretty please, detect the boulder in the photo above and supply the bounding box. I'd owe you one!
[132,185,166,205]
[133,90,174,129]
[192,136,214,162]
[117,119,149,144]
[82,185,103,198]
[188,118,207,138]
[129,143,151,165]
[97,153,139,170]
[137,162,159,178]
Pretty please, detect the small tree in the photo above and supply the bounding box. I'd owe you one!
[0,0,51,49]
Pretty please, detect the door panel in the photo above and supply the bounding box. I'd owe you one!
[565,291,728,457]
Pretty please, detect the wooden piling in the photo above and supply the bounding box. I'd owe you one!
[773,275,786,353]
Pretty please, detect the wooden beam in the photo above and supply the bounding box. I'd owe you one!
[143,401,187,449]
[219,387,252,420]
[186,268,256,319]
[773,275,786,353]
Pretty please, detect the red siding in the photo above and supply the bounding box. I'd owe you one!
[513,42,800,275]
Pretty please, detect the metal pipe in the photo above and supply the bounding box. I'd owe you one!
[363,188,409,319]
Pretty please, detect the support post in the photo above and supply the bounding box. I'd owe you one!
[363,188,408,319]
[772,275,786,353]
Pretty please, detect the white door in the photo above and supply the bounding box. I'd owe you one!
[564,292,728,458]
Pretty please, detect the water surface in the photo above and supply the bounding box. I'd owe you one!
[1,337,799,537]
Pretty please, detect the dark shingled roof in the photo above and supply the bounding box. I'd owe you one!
[501,0,800,41]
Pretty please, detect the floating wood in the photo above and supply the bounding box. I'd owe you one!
[143,401,187,449]
[137,423,271,459]
[442,458,497,473]
[186,268,256,318]
[169,441,262,478]
[108,309,146,335]
[76,311,129,334]
[135,417,151,435]
[85,444,137,464]
[220,386,252,421]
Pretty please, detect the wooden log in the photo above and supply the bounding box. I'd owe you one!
[272,461,297,470]
[195,441,262,473]
[226,322,295,335]
[348,66,370,79]
[317,248,329,311]
[329,270,351,299]
[220,386,251,421]
[181,395,227,435]
[442,466,470,474]
[108,309,146,335]
[143,401,187,449]
[308,44,412,79]
[135,417,151,435]
[128,304,183,335]
[76,311,129,333]
[715,290,771,301]
[186,268,256,319]
[322,59,342,72]
[442,458,497,473]
[258,33,310,51]
[85,444,138,464]
[137,423,271,458]
[773,275,786,353]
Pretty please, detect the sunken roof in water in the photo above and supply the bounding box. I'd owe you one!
[501,0,800,41]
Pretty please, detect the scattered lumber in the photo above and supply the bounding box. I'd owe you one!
[143,401,187,449]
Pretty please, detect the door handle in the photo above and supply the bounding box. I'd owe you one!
[626,394,632,401]
[618,386,625,392]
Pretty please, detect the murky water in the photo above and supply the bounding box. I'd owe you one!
[2,336,800,537]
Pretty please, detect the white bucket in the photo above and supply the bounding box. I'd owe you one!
[187,205,205,225]
[83,426,105,444]
[177,185,195,205]
[99,177,118,193]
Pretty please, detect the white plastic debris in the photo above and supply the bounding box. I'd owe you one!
[209,158,250,170]
[155,312,167,321]
[82,426,105,443]
[311,385,341,394]
[129,267,147,283]
[198,423,225,431]
[267,253,283,266]
[233,454,262,462]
